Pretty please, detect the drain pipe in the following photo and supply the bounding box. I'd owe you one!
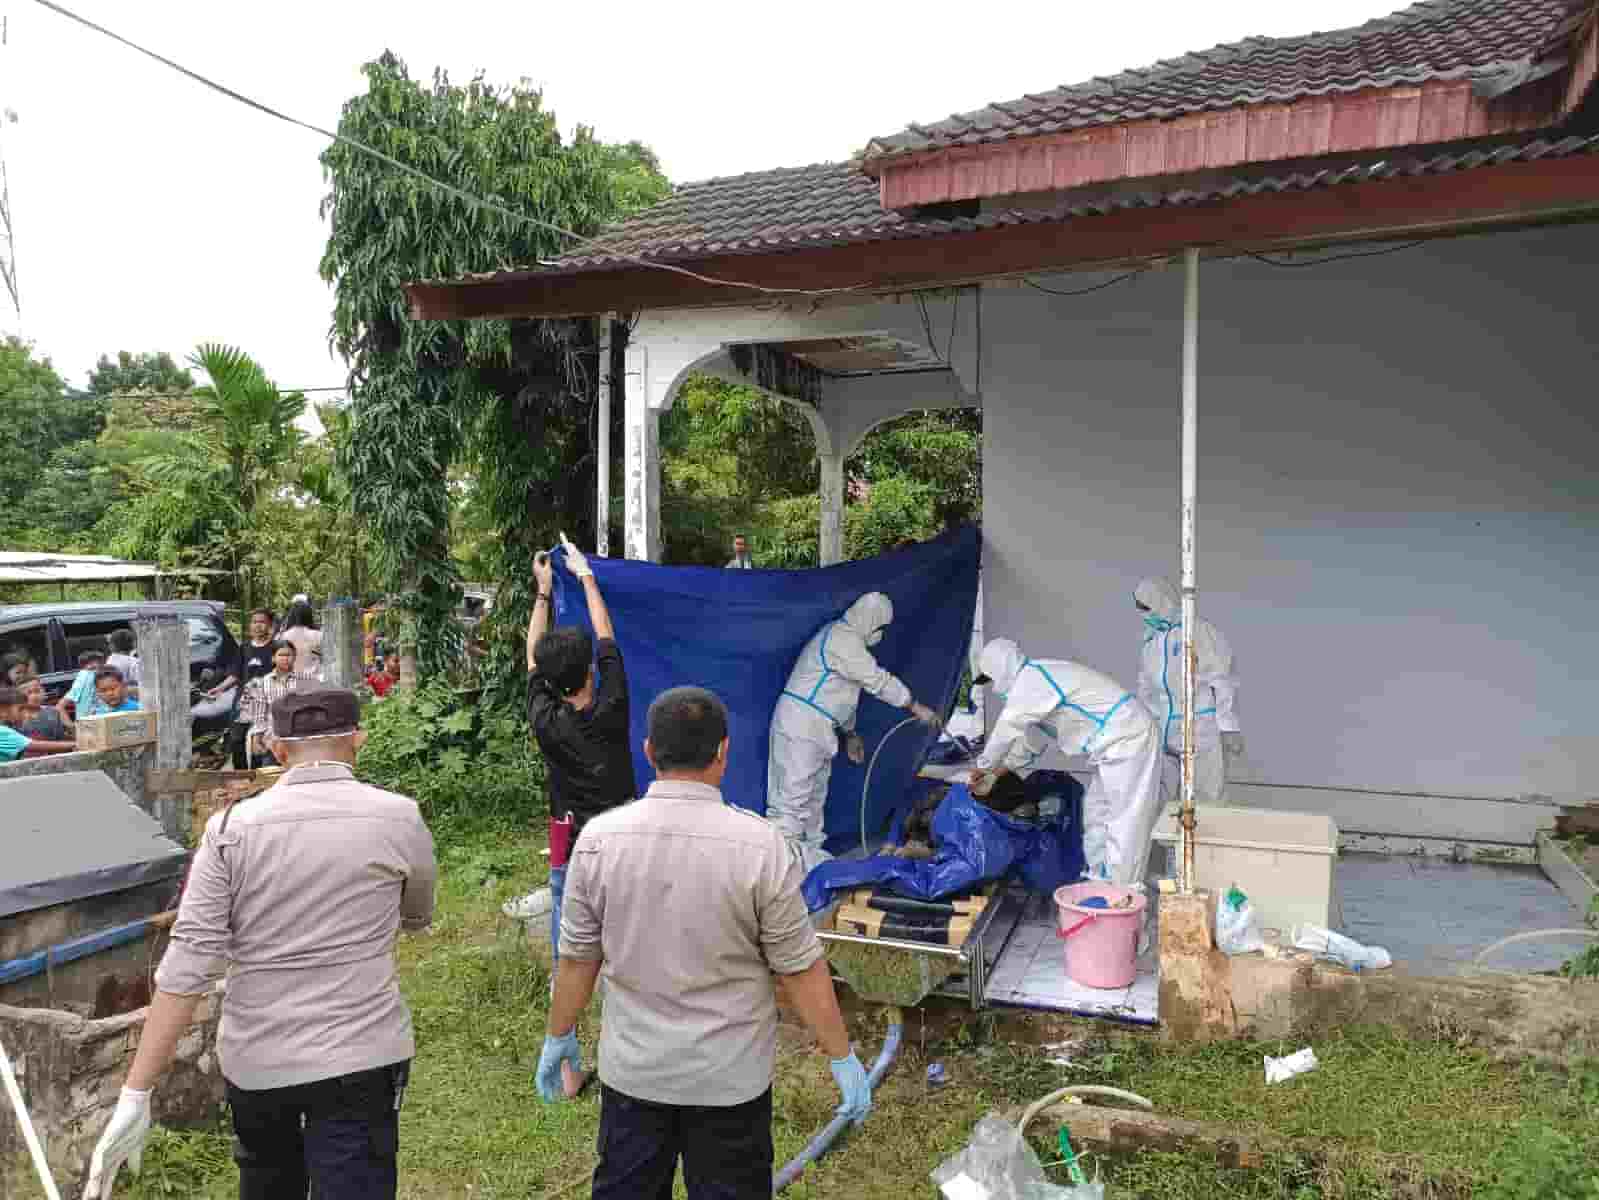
[773,1011,904,1192]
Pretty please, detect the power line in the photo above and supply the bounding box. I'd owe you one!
[1022,268,1146,297]
[1240,240,1425,268]
[31,0,871,301]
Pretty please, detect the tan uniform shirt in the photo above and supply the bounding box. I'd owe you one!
[560,779,822,1106]
[156,762,436,1090]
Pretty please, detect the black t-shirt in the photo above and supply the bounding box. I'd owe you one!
[239,642,275,686]
[527,638,637,834]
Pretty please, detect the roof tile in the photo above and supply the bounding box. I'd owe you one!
[865,0,1584,159]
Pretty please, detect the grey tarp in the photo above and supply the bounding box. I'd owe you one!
[0,771,188,918]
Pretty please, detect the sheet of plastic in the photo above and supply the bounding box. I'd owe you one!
[552,526,980,848]
[802,774,1086,911]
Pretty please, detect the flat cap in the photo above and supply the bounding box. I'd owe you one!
[270,687,361,739]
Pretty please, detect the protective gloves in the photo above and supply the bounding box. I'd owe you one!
[843,732,866,766]
[909,701,940,728]
[830,1051,872,1125]
[536,1031,582,1103]
[82,1086,152,1199]
[558,532,593,579]
[1221,732,1246,761]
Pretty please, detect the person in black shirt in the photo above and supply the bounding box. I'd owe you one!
[205,609,278,768]
[524,535,636,965]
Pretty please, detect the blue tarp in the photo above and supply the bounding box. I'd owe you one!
[801,774,1087,911]
[551,526,980,848]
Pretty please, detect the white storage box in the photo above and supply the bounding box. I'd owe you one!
[1152,806,1338,933]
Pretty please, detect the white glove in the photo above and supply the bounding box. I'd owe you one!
[83,1086,152,1199]
[909,702,940,729]
[558,532,593,579]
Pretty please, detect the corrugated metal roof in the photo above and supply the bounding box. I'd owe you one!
[864,0,1587,161]
[494,132,1599,278]
[0,553,211,585]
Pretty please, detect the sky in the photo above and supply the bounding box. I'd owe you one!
[2,0,1401,398]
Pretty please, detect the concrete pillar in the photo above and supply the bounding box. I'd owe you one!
[133,614,191,841]
[320,601,361,689]
[597,317,613,558]
[818,452,846,566]
[623,340,661,562]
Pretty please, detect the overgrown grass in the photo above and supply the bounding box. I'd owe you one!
[99,828,1599,1199]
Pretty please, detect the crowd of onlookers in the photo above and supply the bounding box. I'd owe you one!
[0,595,408,767]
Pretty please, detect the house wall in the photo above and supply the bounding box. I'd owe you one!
[978,221,1598,821]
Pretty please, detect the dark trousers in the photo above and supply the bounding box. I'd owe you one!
[592,1084,772,1200]
[225,1061,409,1200]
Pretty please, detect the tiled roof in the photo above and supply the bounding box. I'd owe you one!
[532,132,1599,274]
[865,0,1585,160]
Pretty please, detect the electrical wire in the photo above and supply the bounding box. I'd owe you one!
[1022,268,1145,297]
[1241,240,1426,268]
[79,385,349,401]
[31,0,870,301]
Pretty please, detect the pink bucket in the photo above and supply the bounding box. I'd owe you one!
[1054,882,1147,989]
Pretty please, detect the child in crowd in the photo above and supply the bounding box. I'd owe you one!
[81,668,141,718]
[57,648,107,729]
[18,677,70,741]
[106,629,142,687]
[0,686,75,761]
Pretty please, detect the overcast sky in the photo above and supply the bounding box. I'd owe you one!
[3,0,1399,396]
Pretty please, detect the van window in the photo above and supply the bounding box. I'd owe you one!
[0,626,50,682]
[57,614,226,669]
[58,619,124,667]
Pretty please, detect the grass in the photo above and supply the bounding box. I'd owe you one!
[78,828,1599,1199]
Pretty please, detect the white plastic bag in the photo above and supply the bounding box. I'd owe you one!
[1215,885,1265,956]
[1292,924,1392,970]
[930,1114,1102,1200]
[1264,1047,1319,1084]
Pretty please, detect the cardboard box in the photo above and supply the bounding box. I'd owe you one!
[75,709,159,752]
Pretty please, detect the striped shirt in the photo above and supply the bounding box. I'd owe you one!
[240,670,304,743]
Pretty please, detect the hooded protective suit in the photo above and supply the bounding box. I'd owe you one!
[768,593,914,871]
[1134,578,1240,808]
[974,639,1162,886]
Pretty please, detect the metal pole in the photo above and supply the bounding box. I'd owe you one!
[1179,247,1200,894]
[596,317,612,558]
[1,1035,64,1200]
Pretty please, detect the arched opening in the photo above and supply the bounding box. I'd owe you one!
[843,406,982,559]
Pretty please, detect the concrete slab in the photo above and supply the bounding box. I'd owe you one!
[1335,853,1587,975]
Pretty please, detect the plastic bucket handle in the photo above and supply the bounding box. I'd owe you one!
[1057,915,1097,939]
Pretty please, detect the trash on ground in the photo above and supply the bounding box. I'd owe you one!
[927,1062,949,1089]
[1292,923,1393,970]
[1264,1047,1319,1084]
[932,1113,1101,1199]
[1216,884,1266,956]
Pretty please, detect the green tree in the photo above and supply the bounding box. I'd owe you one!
[86,350,195,396]
[0,337,107,544]
[320,50,667,684]
[107,345,307,618]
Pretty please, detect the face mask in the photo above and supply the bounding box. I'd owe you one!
[867,629,884,647]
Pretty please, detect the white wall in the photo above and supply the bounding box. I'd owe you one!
[980,222,1598,807]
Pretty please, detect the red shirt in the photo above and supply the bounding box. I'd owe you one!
[367,671,397,697]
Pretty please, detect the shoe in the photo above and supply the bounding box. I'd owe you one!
[503,887,553,920]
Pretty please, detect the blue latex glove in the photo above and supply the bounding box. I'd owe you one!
[830,1051,872,1125]
[536,1031,581,1102]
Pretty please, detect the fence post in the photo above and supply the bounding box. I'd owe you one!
[133,614,192,842]
[320,600,362,690]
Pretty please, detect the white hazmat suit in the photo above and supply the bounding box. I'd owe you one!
[974,639,1163,887]
[768,593,915,872]
[1134,578,1241,808]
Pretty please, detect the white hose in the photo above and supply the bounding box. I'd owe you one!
[1471,928,1599,967]
[0,1035,63,1200]
[1018,1084,1154,1138]
[860,716,923,855]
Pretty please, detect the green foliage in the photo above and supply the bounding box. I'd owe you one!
[1561,894,1599,979]
[1479,1119,1599,1199]
[86,350,195,397]
[356,684,546,835]
[320,51,668,680]
[0,337,108,544]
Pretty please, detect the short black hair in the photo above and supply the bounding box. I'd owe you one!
[250,607,276,624]
[268,639,298,660]
[647,687,729,773]
[284,601,317,631]
[94,667,126,686]
[535,628,593,697]
[78,649,107,668]
[0,686,21,709]
[108,629,136,654]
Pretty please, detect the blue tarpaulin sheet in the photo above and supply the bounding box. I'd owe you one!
[551,526,980,848]
[801,774,1087,911]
